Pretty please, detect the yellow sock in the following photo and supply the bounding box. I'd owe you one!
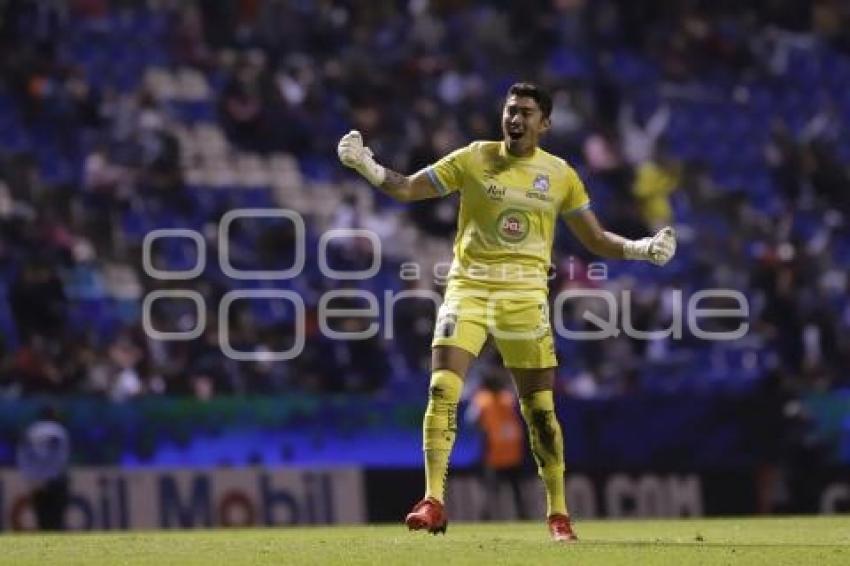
[519,390,568,517]
[422,369,463,503]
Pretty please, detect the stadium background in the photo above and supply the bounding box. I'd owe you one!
[0,0,849,529]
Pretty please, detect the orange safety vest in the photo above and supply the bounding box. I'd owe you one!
[473,390,524,470]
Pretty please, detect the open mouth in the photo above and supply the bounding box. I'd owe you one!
[507,127,524,139]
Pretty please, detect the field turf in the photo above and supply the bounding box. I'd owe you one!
[2,517,849,565]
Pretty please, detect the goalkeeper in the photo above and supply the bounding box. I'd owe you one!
[338,82,676,542]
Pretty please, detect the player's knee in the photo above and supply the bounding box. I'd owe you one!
[519,389,555,416]
[512,368,554,398]
[424,369,462,448]
[519,391,564,466]
[428,369,463,405]
[431,346,474,376]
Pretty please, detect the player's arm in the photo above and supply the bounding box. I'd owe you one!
[380,168,443,202]
[337,130,441,202]
[565,208,677,266]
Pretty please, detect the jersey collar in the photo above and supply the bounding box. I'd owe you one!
[500,141,538,160]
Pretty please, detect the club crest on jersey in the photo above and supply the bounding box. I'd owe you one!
[532,174,550,192]
[436,311,457,338]
[496,209,530,242]
[526,174,552,202]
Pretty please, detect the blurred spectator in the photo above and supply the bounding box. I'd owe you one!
[632,142,682,231]
[619,102,670,167]
[17,406,71,531]
[805,139,850,213]
[219,55,268,152]
[10,261,67,342]
[105,333,145,402]
[764,119,804,205]
[467,369,528,521]
[392,280,439,373]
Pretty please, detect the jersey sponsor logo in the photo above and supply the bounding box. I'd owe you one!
[496,209,530,242]
[485,184,506,201]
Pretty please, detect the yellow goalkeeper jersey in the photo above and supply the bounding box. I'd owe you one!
[426,141,590,291]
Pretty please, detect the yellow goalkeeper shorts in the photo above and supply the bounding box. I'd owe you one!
[431,281,557,369]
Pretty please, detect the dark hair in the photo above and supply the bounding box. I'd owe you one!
[507,82,552,119]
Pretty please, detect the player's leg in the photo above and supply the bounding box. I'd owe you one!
[493,291,577,540]
[407,290,487,533]
[422,344,476,504]
[510,367,576,541]
[406,346,478,533]
[510,368,566,515]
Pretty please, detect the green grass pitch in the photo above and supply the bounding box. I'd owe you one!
[3,517,849,565]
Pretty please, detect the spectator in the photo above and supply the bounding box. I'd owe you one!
[632,141,682,231]
[467,370,528,521]
[9,260,67,343]
[392,280,439,373]
[17,406,71,531]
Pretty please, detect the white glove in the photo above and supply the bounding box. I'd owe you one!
[623,226,677,266]
[337,130,386,186]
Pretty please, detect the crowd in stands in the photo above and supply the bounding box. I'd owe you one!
[0,0,849,400]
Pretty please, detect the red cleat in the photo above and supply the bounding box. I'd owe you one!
[548,513,578,542]
[405,497,448,535]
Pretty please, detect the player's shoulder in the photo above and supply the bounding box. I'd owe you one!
[449,140,501,168]
[536,146,575,171]
[536,147,581,179]
[440,140,491,161]
[466,140,501,155]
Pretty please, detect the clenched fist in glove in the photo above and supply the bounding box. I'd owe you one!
[623,226,677,266]
[337,130,386,186]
